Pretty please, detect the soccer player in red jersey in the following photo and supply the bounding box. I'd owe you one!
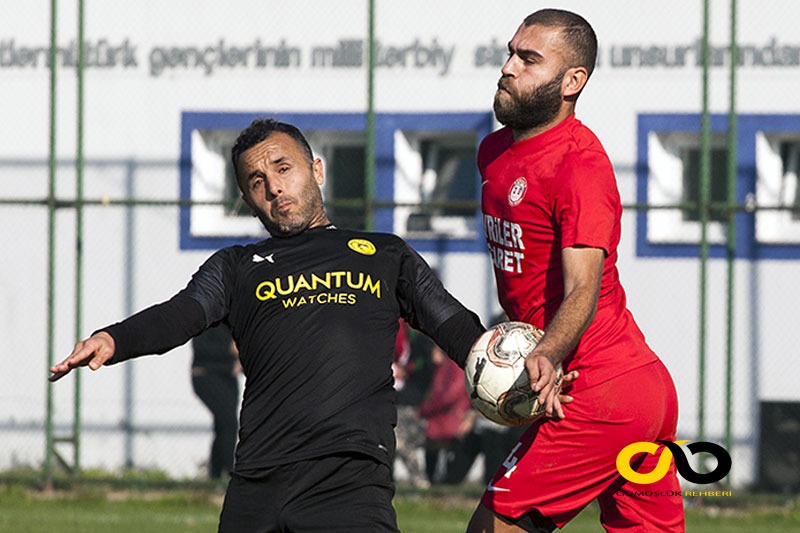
[467,9,685,533]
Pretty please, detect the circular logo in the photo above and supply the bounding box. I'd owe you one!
[347,239,376,255]
[508,177,527,206]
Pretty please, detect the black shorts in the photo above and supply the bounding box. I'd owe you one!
[218,453,398,532]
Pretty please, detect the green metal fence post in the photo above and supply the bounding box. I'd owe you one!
[698,0,712,447]
[74,0,86,473]
[45,0,58,486]
[365,0,376,232]
[725,0,738,482]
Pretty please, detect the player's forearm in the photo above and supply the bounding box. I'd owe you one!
[100,294,207,364]
[533,284,598,365]
[431,309,485,369]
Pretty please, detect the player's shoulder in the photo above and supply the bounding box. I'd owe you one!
[563,117,610,158]
[480,126,513,147]
[557,118,614,174]
[205,241,267,268]
[330,228,406,250]
[324,229,416,263]
[478,127,514,170]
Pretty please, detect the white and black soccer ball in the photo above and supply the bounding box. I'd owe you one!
[464,321,562,426]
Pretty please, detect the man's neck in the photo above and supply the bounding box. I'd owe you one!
[512,107,575,143]
[308,214,332,230]
[267,214,332,239]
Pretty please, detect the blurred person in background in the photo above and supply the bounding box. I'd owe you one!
[191,324,240,480]
[444,312,528,486]
[392,319,433,488]
[418,344,474,484]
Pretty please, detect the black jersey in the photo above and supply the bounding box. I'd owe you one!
[101,226,483,474]
[191,325,235,373]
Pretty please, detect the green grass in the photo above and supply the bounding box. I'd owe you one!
[1,483,798,532]
[0,485,220,533]
[395,492,800,533]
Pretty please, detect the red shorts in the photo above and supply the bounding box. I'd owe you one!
[481,360,685,532]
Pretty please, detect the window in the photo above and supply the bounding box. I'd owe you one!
[190,128,262,238]
[682,145,729,223]
[755,133,800,243]
[180,112,493,251]
[646,131,729,244]
[189,128,368,237]
[306,131,366,231]
[393,130,478,238]
[637,113,800,259]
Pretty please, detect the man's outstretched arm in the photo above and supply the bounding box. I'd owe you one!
[49,294,207,381]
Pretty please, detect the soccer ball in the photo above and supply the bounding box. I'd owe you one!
[464,321,562,426]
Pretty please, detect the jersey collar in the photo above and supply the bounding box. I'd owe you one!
[509,113,578,153]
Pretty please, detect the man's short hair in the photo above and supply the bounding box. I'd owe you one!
[231,118,314,181]
[524,9,597,79]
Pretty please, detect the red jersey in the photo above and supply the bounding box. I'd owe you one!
[479,114,657,391]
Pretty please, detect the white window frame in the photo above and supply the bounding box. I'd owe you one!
[393,130,478,239]
[646,131,727,244]
[755,132,800,244]
[305,130,366,209]
[190,128,369,238]
[190,129,263,238]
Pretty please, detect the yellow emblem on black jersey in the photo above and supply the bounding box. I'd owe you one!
[348,239,376,256]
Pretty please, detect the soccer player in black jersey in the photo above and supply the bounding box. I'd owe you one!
[50,118,487,532]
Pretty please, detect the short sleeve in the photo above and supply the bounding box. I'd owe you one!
[477,127,513,178]
[552,151,620,254]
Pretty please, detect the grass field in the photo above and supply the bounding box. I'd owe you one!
[1,483,798,532]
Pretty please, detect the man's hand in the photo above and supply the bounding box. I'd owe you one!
[519,246,602,420]
[49,331,116,382]
[550,368,579,419]
[525,354,579,420]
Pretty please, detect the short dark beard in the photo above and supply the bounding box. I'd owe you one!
[493,71,565,132]
[256,179,327,238]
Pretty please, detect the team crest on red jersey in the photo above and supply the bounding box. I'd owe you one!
[508,177,527,206]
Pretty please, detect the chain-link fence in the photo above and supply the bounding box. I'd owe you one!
[1,0,798,492]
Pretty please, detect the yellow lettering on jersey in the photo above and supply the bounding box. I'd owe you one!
[312,273,331,290]
[346,271,364,290]
[280,292,358,308]
[294,274,312,292]
[256,281,277,300]
[275,276,294,296]
[256,270,382,302]
[330,271,346,286]
[363,275,380,297]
